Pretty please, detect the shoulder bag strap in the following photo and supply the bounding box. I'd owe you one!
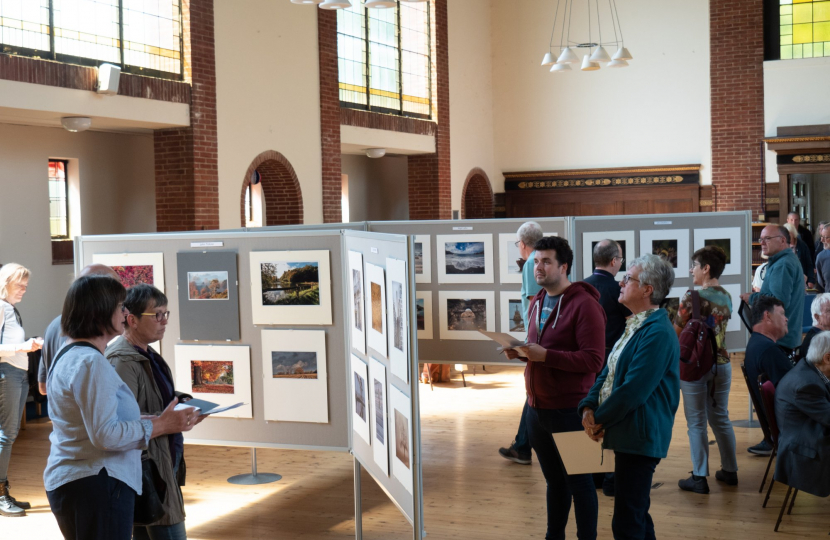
[691,289,702,321]
[48,341,100,377]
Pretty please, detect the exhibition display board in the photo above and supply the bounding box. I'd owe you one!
[77,228,424,539]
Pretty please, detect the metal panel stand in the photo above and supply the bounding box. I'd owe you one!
[732,401,756,428]
[227,448,281,485]
[354,457,363,540]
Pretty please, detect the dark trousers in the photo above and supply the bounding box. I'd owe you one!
[47,468,136,540]
[513,400,531,454]
[527,406,598,540]
[612,451,661,540]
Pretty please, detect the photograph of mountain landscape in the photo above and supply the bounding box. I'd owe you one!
[444,241,486,275]
[188,271,229,300]
[260,261,320,306]
[113,265,154,288]
[271,351,318,379]
[191,360,234,394]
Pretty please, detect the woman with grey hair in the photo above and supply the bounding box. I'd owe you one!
[799,293,830,359]
[578,254,680,539]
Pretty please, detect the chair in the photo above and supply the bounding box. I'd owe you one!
[758,379,799,532]
[740,364,774,492]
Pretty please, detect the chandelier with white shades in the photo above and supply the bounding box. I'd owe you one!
[291,0,426,8]
[541,0,632,73]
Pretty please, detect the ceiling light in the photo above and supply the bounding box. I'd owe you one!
[318,0,351,9]
[613,47,633,61]
[61,117,92,132]
[607,59,629,68]
[366,148,386,159]
[364,0,396,7]
[580,55,600,71]
[541,52,555,66]
[589,46,611,63]
[290,0,324,4]
[556,47,579,64]
[550,63,572,73]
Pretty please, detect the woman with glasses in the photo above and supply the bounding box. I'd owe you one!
[672,246,737,494]
[106,284,194,540]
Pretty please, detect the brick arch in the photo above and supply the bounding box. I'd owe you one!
[240,151,303,227]
[461,168,494,219]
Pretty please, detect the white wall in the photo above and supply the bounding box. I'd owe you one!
[488,0,712,185]
[0,123,155,335]
[214,0,323,228]
[763,57,830,184]
[342,154,408,221]
[448,0,498,208]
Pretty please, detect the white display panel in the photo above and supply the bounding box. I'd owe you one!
[693,227,742,277]
[500,290,526,341]
[435,234,494,284]
[91,251,166,293]
[348,250,366,354]
[639,229,690,279]
[413,235,431,284]
[581,230,636,281]
[415,291,433,340]
[390,385,413,494]
[386,257,409,382]
[174,344,252,419]
[498,232,558,284]
[351,354,371,446]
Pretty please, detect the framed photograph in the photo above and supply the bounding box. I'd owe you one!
[370,358,389,475]
[173,345,252,419]
[365,262,387,358]
[260,329,328,423]
[639,229,691,278]
[581,231,636,281]
[91,252,165,292]
[662,286,690,326]
[438,291,496,340]
[348,251,366,354]
[390,385,413,493]
[436,234,494,284]
[720,283,743,333]
[386,258,408,382]
[413,235,431,284]
[693,228,742,276]
[249,250,332,326]
[351,354,371,446]
[415,291,433,340]
[176,252,240,341]
[498,232,559,284]
[500,291,526,341]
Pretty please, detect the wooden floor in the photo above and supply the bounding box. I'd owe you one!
[6,356,830,539]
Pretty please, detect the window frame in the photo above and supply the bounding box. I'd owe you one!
[0,1,184,81]
[764,0,830,61]
[337,2,432,120]
[48,159,71,241]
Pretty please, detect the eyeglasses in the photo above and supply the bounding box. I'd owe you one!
[614,256,625,263]
[514,240,522,248]
[140,311,171,322]
[621,274,640,285]
[759,235,785,243]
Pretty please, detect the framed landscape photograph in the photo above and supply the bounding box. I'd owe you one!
[249,250,332,325]
[415,291,433,340]
[498,232,558,284]
[693,227,742,276]
[413,234,431,284]
[348,250,366,354]
[386,257,408,383]
[435,234,494,284]
[187,271,229,300]
[174,344,252,418]
[176,251,240,341]
[581,230,636,281]
[500,291,527,341]
[438,290,496,340]
[370,358,389,475]
[639,229,690,278]
[92,252,165,292]
[351,354,371,445]
[390,385,413,493]
[364,262,387,358]
[261,329,328,423]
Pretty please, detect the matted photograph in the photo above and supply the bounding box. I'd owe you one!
[249,250,332,325]
[415,291,433,340]
[720,283,742,333]
[174,344,252,419]
[693,227,742,276]
[351,355,371,445]
[364,262,387,357]
[438,291,495,340]
[414,235,432,284]
[370,358,389,475]
[498,232,559,284]
[581,230,636,281]
[500,291,527,341]
[390,385,413,493]
[187,271,229,300]
[639,229,690,278]
[348,250,366,354]
[386,257,409,383]
[261,330,328,423]
[436,234,494,284]
[92,252,165,293]
[661,286,690,325]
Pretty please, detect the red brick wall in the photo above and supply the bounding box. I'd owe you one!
[341,108,437,136]
[154,0,219,232]
[239,151,304,227]
[318,9,343,224]
[710,0,765,213]
[461,169,494,219]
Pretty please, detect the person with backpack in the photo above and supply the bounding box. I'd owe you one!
[672,246,737,494]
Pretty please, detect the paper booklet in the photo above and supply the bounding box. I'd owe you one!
[476,330,529,358]
[175,399,246,417]
[552,431,615,475]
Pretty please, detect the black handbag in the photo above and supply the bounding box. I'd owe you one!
[134,451,168,525]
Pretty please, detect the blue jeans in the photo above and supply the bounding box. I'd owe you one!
[133,452,187,540]
[513,400,531,454]
[679,362,738,476]
[612,452,660,540]
[0,362,29,483]
[527,406,598,540]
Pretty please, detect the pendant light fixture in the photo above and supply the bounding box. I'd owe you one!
[541,0,633,74]
[364,0,397,7]
[290,0,324,4]
[318,0,351,9]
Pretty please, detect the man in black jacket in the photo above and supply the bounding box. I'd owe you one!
[583,240,630,363]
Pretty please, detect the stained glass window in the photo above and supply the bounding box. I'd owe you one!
[780,0,830,59]
[48,160,70,239]
[337,1,431,119]
[0,0,50,53]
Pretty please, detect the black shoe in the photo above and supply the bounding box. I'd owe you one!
[3,483,29,510]
[715,469,738,486]
[747,440,773,456]
[498,445,532,465]
[602,478,615,497]
[678,474,710,494]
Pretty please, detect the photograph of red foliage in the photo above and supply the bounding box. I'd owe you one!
[190,360,234,394]
[112,265,154,288]
[188,271,229,300]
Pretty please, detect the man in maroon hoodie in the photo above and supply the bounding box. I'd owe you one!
[504,235,606,540]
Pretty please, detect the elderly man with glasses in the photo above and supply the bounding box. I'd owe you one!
[815,227,830,292]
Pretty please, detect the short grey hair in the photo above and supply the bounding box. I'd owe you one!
[627,254,674,305]
[593,240,621,267]
[806,330,830,365]
[516,221,543,246]
[818,221,829,232]
[811,293,830,325]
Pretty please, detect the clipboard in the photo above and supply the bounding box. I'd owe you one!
[738,300,753,334]
[552,431,615,474]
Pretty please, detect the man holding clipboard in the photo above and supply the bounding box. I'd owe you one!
[503,236,606,540]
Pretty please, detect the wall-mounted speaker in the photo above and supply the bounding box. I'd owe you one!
[97,63,121,95]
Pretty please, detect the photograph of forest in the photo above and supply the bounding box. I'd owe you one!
[271,351,318,379]
[188,271,229,300]
[191,360,234,394]
[260,261,320,306]
[112,265,154,288]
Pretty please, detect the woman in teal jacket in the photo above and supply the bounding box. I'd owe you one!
[579,254,680,540]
